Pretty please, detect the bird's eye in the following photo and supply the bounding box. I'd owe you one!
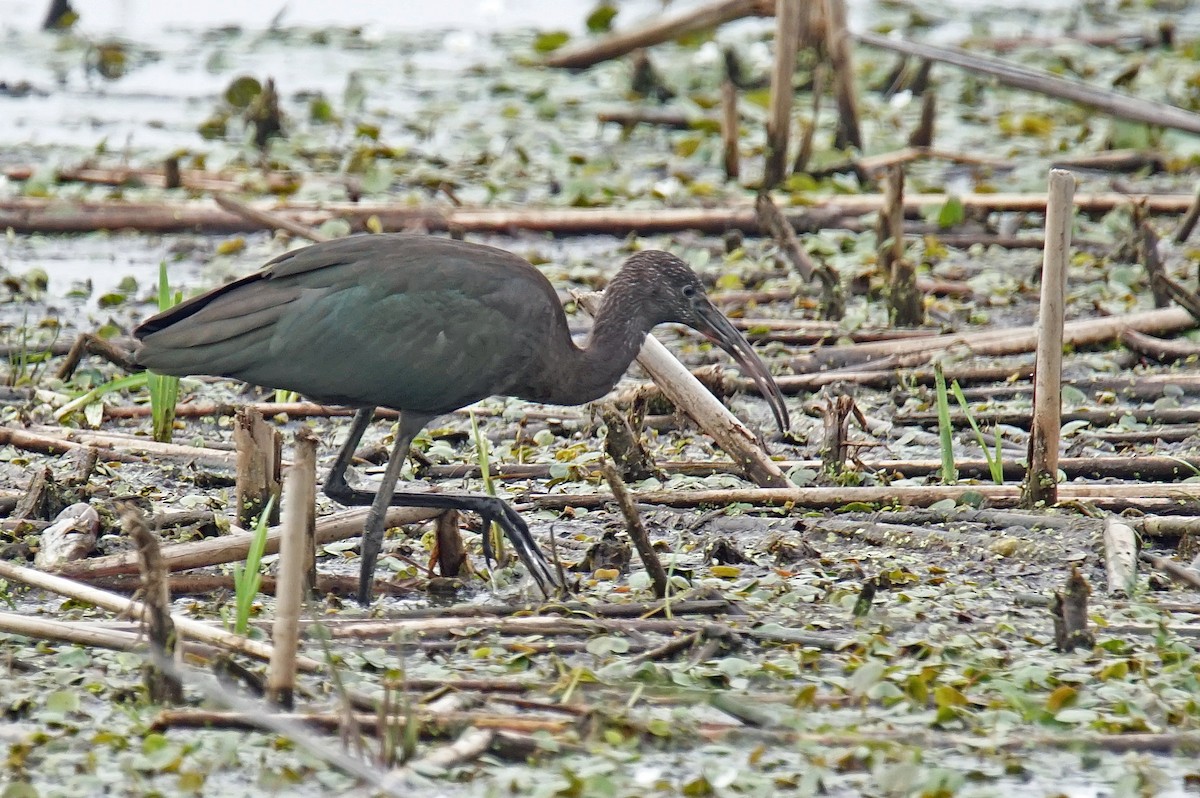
[681,285,697,298]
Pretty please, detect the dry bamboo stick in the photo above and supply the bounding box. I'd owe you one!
[597,108,701,129]
[1023,169,1074,507]
[150,708,570,736]
[234,406,282,527]
[426,454,1200,484]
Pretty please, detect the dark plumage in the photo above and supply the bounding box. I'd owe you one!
[135,234,789,603]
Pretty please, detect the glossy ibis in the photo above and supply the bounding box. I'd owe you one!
[134,234,790,603]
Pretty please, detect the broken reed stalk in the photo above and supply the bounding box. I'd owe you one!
[1051,566,1095,652]
[1022,169,1074,508]
[600,402,659,482]
[907,89,936,148]
[1140,220,1169,308]
[1102,517,1138,597]
[824,0,863,151]
[267,431,316,708]
[763,0,802,190]
[124,505,184,704]
[721,78,740,181]
[602,462,669,598]
[755,192,815,281]
[293,427,319,594]
[575,291,788,488]
[1174,181,1200,244]
[435,510,467,579]
[792,61,824,174]
[234,406,282,527]
[881,165,922,325]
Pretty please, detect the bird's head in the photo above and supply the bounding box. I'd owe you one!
[611,250,790,434]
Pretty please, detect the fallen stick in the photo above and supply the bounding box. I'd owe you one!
[900,405,1200,430]
[84,572,417,597]
[852,31,1200,136]
[2,164,300,194]
[0,559,322,671]
[214,192,330,243]
[791,306,1196,372]
[602,462,669,598]
[528,483,1200,511]
[3,193,1196,236]
[0,611,144,651]
[425,454,1200,484]
[597,108,704,129]
[150,708,570,736]
[1140,552,1200,590]
[26,425,242,468]
[54,506,441,579]
[542,0,773,69]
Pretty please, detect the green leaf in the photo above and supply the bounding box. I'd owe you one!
[45,690,80,713]
[224,75,262,108]
[585,3,617,33]
[936,196,965,229]
[533,31,570,53]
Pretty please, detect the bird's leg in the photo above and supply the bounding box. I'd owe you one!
[328,409,561,604]
[356,412,430,605]
[322,406,376,505]
[361,488,559,598]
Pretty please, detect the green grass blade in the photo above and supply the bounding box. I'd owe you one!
[232,495,275,636]
[951,380,1004,485]
[934,363,957,484]
[469,410,504,565]
[148,262,182,443]
[54,372,150,422]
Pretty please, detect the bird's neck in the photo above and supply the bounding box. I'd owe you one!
[535,289,652,407]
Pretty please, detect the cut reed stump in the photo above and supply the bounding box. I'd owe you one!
[234,407,282,527]
[1022,169,1074,508]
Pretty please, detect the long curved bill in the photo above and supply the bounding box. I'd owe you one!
[693,299,790,434]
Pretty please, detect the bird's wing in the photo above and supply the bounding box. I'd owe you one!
[136,235,553,413]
